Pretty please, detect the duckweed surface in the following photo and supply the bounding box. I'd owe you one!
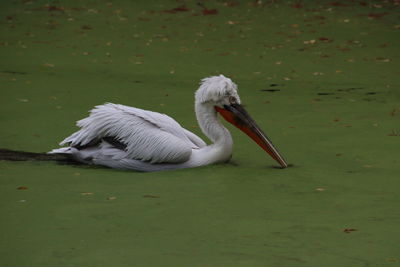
[1,1,399,266]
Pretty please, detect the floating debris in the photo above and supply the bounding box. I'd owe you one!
[261,89,280,92]
[17,186,28,190]
[317,92,334,95]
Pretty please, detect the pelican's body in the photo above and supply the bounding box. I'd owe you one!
[50,75,287,171]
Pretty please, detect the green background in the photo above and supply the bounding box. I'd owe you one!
[1,0,399,266]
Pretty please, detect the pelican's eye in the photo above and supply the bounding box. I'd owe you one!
[229,96,237,104]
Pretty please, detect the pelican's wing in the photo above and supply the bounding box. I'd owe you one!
[60,103,203,163]
[183,129,207,148]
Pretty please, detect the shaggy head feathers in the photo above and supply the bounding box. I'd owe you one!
[195,75,241,106]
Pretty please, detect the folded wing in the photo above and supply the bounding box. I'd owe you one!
[60,103,205,163]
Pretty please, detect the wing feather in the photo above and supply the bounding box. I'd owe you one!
[60,103,202,163]
[183,129,207,148]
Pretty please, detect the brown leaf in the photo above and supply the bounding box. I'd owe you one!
[368,12,389,19]
[17,186,28,190]
[291,2,303,8]
[163,6,189,14]
[198,3,218,15]
[319,37,332,42]
[343,228,357,233]
[81,25,92,30]
[202,8,218,15]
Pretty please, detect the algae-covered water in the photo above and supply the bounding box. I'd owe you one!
[1,1,399,266]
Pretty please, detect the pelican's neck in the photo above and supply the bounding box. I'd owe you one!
[195,102,233,150]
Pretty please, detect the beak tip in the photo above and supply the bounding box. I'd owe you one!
[279,162,292,169]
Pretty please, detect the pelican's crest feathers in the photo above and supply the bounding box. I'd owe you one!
[195,75,241,104]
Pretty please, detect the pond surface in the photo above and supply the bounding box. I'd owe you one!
[1,1,399,266]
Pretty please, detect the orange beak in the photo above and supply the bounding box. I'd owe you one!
[215,104,288,168]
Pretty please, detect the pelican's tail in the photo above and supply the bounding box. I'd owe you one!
[48,147,74,154]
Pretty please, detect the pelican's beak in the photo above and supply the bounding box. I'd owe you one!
[215,104,288,168]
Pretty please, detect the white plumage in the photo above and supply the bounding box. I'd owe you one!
[50,75,287,171]
[61,103,203,163]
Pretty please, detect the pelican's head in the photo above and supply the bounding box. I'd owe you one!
[195,75,241,106]
[196,75,288,168]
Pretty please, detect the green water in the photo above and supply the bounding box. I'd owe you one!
[1,1,399,266]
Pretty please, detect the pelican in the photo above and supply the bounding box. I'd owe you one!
[49,75,287,171]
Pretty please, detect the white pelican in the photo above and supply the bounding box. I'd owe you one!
[49,75,287,171]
